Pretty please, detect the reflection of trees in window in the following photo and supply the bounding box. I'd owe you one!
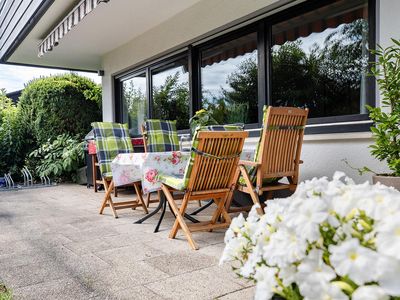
[122,80,146,135]
[201,32,258,125]
[203,57,258,124]
[272,18,369,118]
[152,72,189,130]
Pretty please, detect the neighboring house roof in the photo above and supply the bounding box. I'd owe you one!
[0,0,54,63]
[6,90,22,104]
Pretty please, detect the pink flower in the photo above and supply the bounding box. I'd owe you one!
[145,169,158,183]
[119,170,131,185]
[170,152,181,165]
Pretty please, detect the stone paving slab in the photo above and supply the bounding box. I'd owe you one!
[0,184,254,299]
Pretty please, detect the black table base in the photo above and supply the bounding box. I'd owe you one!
[134,191,199,233]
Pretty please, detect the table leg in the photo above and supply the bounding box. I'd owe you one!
[154,195,167,233]
[134,194,164,224]
[135,190,200,231]
[190,200,213,215]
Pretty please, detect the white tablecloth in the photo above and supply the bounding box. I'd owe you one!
[111,149,255,193]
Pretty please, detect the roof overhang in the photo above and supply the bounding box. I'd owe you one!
[3,0,202,71]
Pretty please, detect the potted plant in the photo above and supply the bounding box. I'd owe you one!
[188,109,218,136]
[367,38,400,190]
[221,172,400,300]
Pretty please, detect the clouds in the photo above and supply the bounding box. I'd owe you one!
[0,64,101,93]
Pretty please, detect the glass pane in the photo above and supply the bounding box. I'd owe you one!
[271,0,369,118]
[152,57,189,130]
[121,73,147,136]
[201,32,258,124]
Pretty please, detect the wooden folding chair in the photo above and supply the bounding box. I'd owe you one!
[227,107,308,215]
[159,127,248,250]
[92,122,148,218]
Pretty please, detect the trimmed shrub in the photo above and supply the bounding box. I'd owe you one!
[19,73,102,144]
[0,92,25,175]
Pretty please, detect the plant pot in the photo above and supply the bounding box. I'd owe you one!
[372,174,400,191]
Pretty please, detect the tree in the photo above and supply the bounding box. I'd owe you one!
[152,72,189,130]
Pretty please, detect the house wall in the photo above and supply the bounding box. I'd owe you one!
[100,0,400,183]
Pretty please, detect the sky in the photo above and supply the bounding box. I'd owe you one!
[0,63,101,93]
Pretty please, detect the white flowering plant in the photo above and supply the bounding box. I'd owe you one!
[220,172,400,300]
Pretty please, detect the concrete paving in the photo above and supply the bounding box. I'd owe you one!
[0,184,254,299]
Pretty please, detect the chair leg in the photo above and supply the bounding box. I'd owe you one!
[146,193,151,208]
[161,185,198,250]
[239,166,263,215]
[225,168,240,212]
[133,182,148,214]
[100,179,118,218]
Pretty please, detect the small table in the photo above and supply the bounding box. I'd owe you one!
[111,149,255,232]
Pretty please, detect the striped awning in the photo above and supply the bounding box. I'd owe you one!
[38,0,107,57]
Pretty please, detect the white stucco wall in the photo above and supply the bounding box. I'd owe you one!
[100,0,400,183]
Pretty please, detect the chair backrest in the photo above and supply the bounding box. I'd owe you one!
[142,119,179,152]
[185,126,248,192]
[257,106,308,181]
[91,122,133,176]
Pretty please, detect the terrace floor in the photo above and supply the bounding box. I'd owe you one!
[0,184,254,300]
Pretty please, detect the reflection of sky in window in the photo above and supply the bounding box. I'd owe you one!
[152,66,188,87]
[272,25,345,54]
[202,51,257,100]
[123,76,146,96]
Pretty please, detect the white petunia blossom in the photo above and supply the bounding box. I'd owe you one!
[220,173,400,299]
[352,285,389,300]
[376,213,400,259]
[329,238,378,285]
[376,256,400,296]
[254,265,278,300]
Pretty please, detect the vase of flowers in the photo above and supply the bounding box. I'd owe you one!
[220,172,400,300]
[367,39,400,190]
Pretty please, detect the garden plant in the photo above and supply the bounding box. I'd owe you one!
[221,172,400,300]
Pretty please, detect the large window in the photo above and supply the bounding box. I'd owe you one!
[271,0,370,119]
[115,0,375,135]
[121,73,147,136]
[151,57,189,130]
[200,32,258,125]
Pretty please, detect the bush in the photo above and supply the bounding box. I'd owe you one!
[27,134,85,181]
[19,73,102,145]
[0,91,25,175]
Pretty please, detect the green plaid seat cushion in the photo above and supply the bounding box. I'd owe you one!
[238,106,279,186]
[157,173,186,190]
[92,122,133,176]
[144,119,179,152]
[158,125,244,191]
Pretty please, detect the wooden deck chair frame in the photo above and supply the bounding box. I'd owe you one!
[161,130,248,250]
[228,107,308,215]
[99,177,148,218]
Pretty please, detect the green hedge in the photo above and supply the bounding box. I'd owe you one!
[19,73,102,144]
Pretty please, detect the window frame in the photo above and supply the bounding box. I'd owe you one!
[114,0,376,136]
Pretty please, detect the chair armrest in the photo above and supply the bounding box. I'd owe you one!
[239,160,260,167]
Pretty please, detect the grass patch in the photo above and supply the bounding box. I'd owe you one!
[0,283,12,300]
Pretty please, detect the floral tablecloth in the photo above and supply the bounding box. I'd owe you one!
[111,149,255,193]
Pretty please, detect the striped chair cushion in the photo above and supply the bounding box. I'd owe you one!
[92,122,133,177]
[158,125,244,191]
[238,106,279,185]
[144,119,179,152]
